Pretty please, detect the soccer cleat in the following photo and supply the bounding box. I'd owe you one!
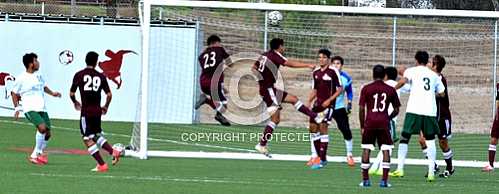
[482,164,494,172]
[91,163,109,172]
[311,160,328,169]
[28,157,44,165]
[347,155,355,166]
[194,94,207,110]
[215,112,231,126]
[359,180,371,187]
[379,180,392,188]
[306,157,321,166]
[37,154,48,165]
[112,149,122,166]
[439,168,455,178]
[425,163,440,177]
[426,174,435,182]
[389,170,404,177]
[255,144,271,158]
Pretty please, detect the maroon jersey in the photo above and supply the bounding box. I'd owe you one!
[198,46,230,84]
[359,80,400,130]
[254,50,287,88]
[70,68,110,116]
[436,75,451,119]
[312,66,341,107]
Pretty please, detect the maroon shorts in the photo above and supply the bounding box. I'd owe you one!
[362,128,393,148]
[200,79,227,104]
[259,86,288,107]
[80,115,102,138]
[491,118,499,138]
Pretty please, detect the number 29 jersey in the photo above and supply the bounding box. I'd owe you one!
[70,68,111,116]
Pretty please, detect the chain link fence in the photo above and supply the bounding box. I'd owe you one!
[0,0,138,18]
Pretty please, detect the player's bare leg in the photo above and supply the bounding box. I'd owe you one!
[483,137,497,172]
[256,110,279,158]
[84,139,108,172]
[307,123,321,166]
[360,148,372,187]
[438,139,455,177]
[93,135,122,165]
[283,94,323,123]
[379,148,391,187]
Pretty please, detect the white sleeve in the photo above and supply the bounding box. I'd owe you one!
[402,68,412,82]
[398,83,411,94]
[435,76,445,94]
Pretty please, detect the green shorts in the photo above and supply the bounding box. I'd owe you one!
[402,113,439,136]
[25,111,51,129]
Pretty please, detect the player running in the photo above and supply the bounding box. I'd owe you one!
[11,53,62,165]
[359,65,400,187]
[331,56,355,166]
[194,35,232,126]
[306,49,342,169]
[70,51,122,172]
[390,51,445,182]
[254,38,324,157]
[483,83,499,172]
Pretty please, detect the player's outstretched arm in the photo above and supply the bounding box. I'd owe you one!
[394,77,407,90]
[284,60,315,69]
[102,92,112,115]
[44,86,61,97]
[224,57,233,67]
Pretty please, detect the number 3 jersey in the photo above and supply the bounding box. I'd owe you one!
[70,68,110,116]
[359,80,400,130]
[403,66,445,117]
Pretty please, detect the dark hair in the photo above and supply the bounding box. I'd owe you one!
[331,56,344,65]
[22,53,38,69]
[270,38,284,50]
[385,66,398,81]
[85,51,99,67]
[415,51,429,65]
[207,35,221,45]
[318,48,331,58]
[433,55,446,73]
[373,64,385,79]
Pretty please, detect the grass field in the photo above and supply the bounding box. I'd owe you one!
[1,117,499,194]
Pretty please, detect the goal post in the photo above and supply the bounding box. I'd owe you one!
[131,0,499,168]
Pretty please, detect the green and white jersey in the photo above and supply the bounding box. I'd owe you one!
[11,71,47,112]
[403,66,445,117]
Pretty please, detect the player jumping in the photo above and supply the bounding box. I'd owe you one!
[70,51,122,172]
[254,38,324,157]
[194,35,232,126]
[11,53,62,165]
[306,49,342,169]
[358,65,400,188]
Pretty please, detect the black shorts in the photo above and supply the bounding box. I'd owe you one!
[361,128,393,150]
[437,117,452,140]
[200,80,227,104]
[259,86,288,107]
[80,115,102,139]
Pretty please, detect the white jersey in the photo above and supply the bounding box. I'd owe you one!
[403,65,445,116]
[11,71,47,112]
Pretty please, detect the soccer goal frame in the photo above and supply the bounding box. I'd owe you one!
[132,0,499,167]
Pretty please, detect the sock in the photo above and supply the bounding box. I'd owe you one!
[88,144,105,165]
[259,121,276,146]
[345,139,353,157]
[309,133,319,158]
[319,135,329,162]
[396,143,408,171]
[371,151,383,172]
[31,131,45,158]
[381,162,390,181]
[361,163,370,181]
[489,144,496,167]
[443,149,454,171]
[96,136,113,155]
[426,140,437,176]
[294,101,317,119]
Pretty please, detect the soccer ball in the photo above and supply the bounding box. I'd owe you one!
[58,50,74,65]
[112,143,125,152]
[267,11,283,26]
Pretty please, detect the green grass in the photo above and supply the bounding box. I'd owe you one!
[1,117,499,193]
